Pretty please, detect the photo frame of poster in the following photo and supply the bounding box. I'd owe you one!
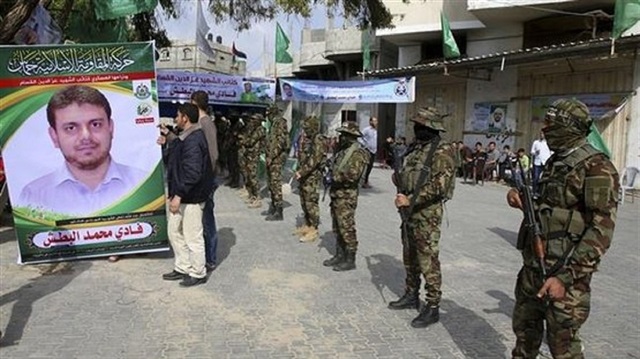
[0,42,169,264]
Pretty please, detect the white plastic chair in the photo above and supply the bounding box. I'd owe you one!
[620,166,639,204]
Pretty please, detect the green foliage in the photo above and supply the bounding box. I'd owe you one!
[207,0,394,31]
[1,0,393,46]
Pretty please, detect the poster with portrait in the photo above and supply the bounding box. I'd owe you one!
[0,42,169,264]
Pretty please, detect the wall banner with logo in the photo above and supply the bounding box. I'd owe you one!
[280,77,415,103]
[0,41,169,264]
[156,70,276,104]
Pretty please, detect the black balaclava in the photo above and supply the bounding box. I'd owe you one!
[414,123,440,142]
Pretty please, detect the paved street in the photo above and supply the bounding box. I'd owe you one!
[1,167,638,359]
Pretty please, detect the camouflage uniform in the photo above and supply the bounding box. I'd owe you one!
[511,99,619,359]
[244,114,266,207]
[296,116,326,241]
[388,107,456,329]
[322,122,369,271]
[236,117,249,197]
[264,105,290,220]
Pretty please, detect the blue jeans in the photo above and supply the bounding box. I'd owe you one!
[203,184,218,266]
[532,165,543,195]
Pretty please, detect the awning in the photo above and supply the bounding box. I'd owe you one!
[365,35,640,78]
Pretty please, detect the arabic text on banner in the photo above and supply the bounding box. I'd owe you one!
[156,70,276,104]
[279,77,415,103]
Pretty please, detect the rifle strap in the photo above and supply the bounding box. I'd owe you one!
[407,137,440,214]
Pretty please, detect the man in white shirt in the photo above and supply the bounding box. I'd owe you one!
[18,85,147,216]
[359,117,378,188]
[530,130,552,196]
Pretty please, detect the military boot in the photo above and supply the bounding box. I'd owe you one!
[322,244,345,267]
[266,206,283,221]
[333,250,356,271]
[299,227,319,243]
[388,289,419,310]
[247,197,262,208]
[261,203,275,216]
[410,305,439,328]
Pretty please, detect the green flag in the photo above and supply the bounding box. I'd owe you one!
[613,0,640,38]
[362,29,371,71]
[441,12,460,59]
[93,0,158,21]
[276,23,293,64]
[588,123,612,158]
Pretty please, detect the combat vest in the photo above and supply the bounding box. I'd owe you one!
[400,140,455,203]
[536,143,603,263]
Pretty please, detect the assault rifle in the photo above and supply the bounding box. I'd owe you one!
[512,159,547,278]
[394,139,440,250]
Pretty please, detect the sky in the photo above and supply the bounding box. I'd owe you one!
[158,0,330,73]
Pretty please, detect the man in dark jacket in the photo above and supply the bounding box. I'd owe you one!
[162,103,214,287]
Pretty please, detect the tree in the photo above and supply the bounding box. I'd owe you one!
[0,0,394,45]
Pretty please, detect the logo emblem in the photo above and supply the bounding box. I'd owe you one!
[394,80,407,97]
[134,84,151,99]
[137,103,153,116]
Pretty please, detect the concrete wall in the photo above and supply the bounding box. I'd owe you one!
[379,0,482,36]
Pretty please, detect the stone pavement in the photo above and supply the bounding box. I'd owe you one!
[0,168,638,359]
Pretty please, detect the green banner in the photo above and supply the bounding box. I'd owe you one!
[93,0,159,21]
[0,41,168,264]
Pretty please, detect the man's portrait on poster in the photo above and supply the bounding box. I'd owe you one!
[8,85,159,216]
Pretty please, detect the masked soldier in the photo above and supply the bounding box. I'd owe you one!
[244,113,266,208]
[322,122,369,271]
[507,99,619,359]
[388,107,456,329]
[295,116,326,242]
[264,104,290,220]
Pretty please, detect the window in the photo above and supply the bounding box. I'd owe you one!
[341,110,356,123]
[160,49,170,61]
[183,48,193,60]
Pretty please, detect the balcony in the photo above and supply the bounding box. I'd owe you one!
[324,28,371,61]
[467,0,615,22]
[298,29,332,69]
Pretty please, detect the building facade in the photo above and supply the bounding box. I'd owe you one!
[156,36,246,76]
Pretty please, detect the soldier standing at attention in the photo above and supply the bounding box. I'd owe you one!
[244,113,266,208]
[507,99,619,359]
[388,107,456,329]
[264,104,290,221]
[322,122,369,271]
[295,116,326,243]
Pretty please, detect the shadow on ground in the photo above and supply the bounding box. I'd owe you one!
[488,227,519,248]
[440,298,508,358]
[216,227,237,266]
[365,254,405,302]
[317,231,335,256]
[0,261,92,347]
[483,289,516,318]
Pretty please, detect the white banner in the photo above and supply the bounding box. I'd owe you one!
[280,77,415,103]
[157,70,276,104]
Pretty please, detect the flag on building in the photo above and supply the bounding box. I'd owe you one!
[587,124,612,158]
[613,0,640,38]
[276,22,293,64]
[441,12,460,59]
[362,29,371,71]
[232,42,247,60]
[196,0,216,59]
